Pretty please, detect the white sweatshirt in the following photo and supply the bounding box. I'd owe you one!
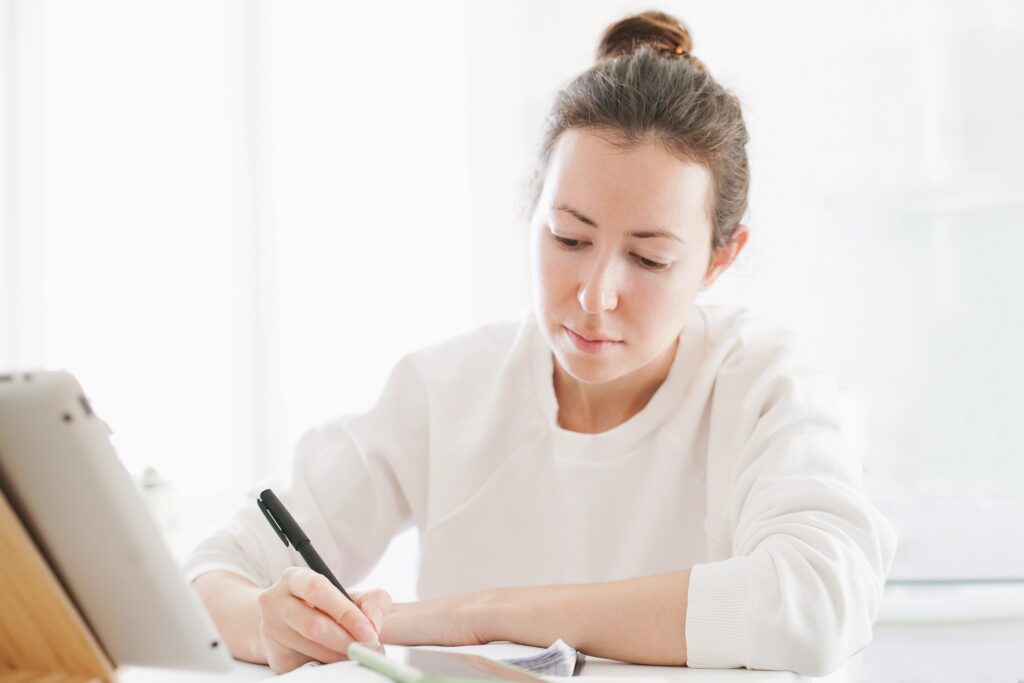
[184,305,898,678]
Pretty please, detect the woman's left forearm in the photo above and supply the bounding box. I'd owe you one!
[474,569,691,665]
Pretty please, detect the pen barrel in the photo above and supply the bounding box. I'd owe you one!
[296,541,353,602]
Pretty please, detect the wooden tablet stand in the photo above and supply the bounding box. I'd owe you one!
[0,487,116,683]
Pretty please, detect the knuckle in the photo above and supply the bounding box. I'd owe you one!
[372,589,393,608]
[302,573,325,601]
[257,588,275,610]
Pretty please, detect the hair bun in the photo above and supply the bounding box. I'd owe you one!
[596,10,700,66]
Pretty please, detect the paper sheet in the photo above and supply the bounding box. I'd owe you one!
[281,641,588,680]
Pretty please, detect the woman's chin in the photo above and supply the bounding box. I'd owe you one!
[555,351,627,385]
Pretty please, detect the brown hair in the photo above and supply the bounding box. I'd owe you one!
[526,10,750,263]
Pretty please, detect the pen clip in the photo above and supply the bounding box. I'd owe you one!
[258,495,291,548]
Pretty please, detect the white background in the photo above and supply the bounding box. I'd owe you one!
[2,1,1022,681]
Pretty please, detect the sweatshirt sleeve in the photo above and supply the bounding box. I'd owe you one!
[684,319,898,678]
[182,353,429,589]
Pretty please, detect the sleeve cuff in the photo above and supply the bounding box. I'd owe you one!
[685,554,755,669]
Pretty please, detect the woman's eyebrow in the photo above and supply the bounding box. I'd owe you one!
[556,204,685,244]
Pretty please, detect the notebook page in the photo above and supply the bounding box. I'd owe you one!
[418,640,581,676]
[288,641,582,678]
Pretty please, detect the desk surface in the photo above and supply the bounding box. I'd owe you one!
[118,655,815,683]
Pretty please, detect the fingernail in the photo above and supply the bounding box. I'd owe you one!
[354,621,378,644]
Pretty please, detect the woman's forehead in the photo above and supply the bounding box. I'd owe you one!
[544,128,715,232]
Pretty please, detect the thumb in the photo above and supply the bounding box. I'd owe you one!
[354,588,393,632]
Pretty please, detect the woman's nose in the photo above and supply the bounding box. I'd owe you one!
[577,259,619,314]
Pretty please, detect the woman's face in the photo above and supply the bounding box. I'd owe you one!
[530,128,719,386]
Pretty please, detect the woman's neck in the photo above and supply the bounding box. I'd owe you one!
[553,336,679,434]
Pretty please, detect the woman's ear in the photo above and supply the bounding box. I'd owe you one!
[701,224,749,290]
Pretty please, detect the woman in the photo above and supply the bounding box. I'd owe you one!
[188,11,897,678]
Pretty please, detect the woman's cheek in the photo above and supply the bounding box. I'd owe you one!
[540,247,575,297]
[632,271,676,314]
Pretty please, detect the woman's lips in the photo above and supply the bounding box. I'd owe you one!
[564,326,623,354]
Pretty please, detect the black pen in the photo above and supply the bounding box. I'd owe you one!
[257,488,354,602]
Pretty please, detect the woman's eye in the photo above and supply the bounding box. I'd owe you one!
[553,235,583,248]
[634,255,669,271]
[551,232,668,271]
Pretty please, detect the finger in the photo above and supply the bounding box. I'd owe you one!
[263,620,347,668]
[278,593,355,655]
[263,641,315,677]
[286,571,377,643]
[355,589,393,631]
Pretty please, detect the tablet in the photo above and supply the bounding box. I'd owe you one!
[348,643,549,683]
[0,369,232,671]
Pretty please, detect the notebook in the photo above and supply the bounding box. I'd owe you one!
[296,641,583,678]
[418,640,584,677]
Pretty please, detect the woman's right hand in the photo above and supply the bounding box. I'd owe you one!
[257,567,391,673]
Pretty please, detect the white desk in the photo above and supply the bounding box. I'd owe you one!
[118,653,859,683]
